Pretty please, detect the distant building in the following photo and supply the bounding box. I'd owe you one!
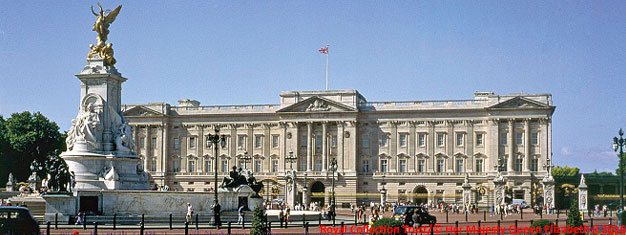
[123,90,555,208]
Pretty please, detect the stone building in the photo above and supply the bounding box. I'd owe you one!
[122,89,555,208]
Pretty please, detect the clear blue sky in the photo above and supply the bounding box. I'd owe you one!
[1,1,625,172]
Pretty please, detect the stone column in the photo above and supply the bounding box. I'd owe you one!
[493,173,506,208]
[280,122,288,172]
[380,188,388,205]
[307,122,313,171]
[161,123,169,176]
[338,121,345,172]
[409,121,416,172]
[578,175,588,212]
[507,119,515,172]
[524,119,531,172]
[322,122,328,171]
[428,121,435,172]
[462,174,472,206]
[542,174,555,211]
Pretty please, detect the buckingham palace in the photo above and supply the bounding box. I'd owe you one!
[121,89,555,208]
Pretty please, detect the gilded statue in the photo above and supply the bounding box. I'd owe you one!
[88,3,122,67]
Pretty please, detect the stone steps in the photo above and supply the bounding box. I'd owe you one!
[7,194,46,221]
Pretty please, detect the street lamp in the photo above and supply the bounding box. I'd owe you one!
[613,128,625,225]
[241,151,252,170]
[303,172,308,210]
[329,158,338,225]
[207,127,227,226]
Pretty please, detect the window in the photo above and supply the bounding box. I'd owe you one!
[173,158,180,172]
[205,160,212,172]
[188,160,196,172]
[331,135,337,148]
[418,134,426,147]
[456,159,464,172]
[362,136,370,148]
[238,135,246,149]
[456,133,464,146]
[436,159,444,173]
[500,133,508,145]
[437,134,445,147]
[173,138,180,150]
[150,157,156,172]
[516,133,523,145]
[531,133,538,145]
[516,157,523,172]
[315,159,322,171]
[399,133,407,147]
[531,158,538,171]
[300,136,307,147]
[139,137,145,149]
[255,135,263,148]
[500,157,508,171]
[238,159,245,170]
[221,160,228,172]
[151,137,157,149]
[476,133,484,146]
[316,135,323,148]
[475,159,483,173]
[399,159,406,172]
[417,160,425,172]
[380,159,388,172]
[362,160,369,172]
[299,159,307,171]
[221,136,229,149]
[381,134,389,147]
[272,135,279,148]
[254,159,262,172]
[189,137,196,149]
[272,159,278,172]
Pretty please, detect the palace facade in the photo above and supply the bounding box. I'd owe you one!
[122,90,554,208]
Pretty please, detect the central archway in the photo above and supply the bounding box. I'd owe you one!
[413,186,429,205]
[310,181,325,207]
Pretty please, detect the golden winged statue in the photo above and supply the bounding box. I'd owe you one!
[88,3,122,67]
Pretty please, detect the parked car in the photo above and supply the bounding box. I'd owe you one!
[511,199,529,209]
[0,206,40,235]
[393,206,436,226]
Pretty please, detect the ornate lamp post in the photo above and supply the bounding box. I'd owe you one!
[329,158,338,225]
[613,129,625,225]
[241,151,252,170]
[303,172,308,210]
[207,127,227,226]
[380,173,387,206]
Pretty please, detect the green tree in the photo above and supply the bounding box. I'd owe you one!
[566,200,584,235]
[1,112,65,184]
[552,166,580,177]
[250,206,268,235]
[370,218,407,235]
[615,152,626,176]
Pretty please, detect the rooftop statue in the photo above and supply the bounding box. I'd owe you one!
[88,3,122,67]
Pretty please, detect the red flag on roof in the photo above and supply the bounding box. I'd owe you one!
[318,46,328,54]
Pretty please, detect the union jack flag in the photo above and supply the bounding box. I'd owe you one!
[318,46,328,54]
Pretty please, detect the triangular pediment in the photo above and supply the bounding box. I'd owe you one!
[488,97,550,109]
[277,96,357,112]
[123,106,162,116]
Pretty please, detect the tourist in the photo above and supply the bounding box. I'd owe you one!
[186,203,194,224]
[285,207,291,224]
[237,205,245,224]
[75,211,84,225]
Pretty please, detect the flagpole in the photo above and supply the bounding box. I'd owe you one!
[325,45,329,90]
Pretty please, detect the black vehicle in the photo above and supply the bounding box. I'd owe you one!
[393,206,436,226]
[0,206,41,235]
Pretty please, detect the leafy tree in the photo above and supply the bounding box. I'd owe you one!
[588,170,614,177]
[566,200,584,235]
[250,206,268,235]
[552,166,580,177]
[1,112,65,184]
[615,152,626,176]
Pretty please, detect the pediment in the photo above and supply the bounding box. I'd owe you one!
[488,97,550,109]
[277,96,357,113]
[123,106,162,116]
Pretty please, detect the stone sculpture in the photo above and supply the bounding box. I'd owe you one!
[306,99,330,112]
[115,120,135,153]
[66,103,103,151]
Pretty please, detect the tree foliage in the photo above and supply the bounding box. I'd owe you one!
[566,200,584,235]
[250,206,268,235]
[552,166,580,177]
[370,218,407,235]
[0,112,65,186]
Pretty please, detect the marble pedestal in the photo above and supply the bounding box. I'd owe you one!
[62,151,149,190]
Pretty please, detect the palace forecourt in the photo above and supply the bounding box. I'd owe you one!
[123,89,555,209]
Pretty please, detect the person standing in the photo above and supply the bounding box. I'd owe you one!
[237,205,245,224]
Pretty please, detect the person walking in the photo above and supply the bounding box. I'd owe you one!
[237,205,245,224]
[186,203,194,224]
